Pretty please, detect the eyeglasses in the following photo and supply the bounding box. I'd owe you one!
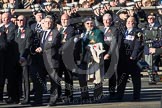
[17,19,23,21]
[86,22,93,25]
[148,17,154,20]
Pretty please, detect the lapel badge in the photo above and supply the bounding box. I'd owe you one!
[21,33,25,38]
[21,29,25,33]
[48,35,53,41]
[90,39,96,44]
[63,32,67,37]
[49,31,53,36]
[91,32,94,36]
[108,29,111,33]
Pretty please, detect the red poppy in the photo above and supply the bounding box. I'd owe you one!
[21,29,25,33]
[108,29,111,33]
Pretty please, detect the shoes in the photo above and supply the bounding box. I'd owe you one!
[132,98,141,102]
[148,81,157,85]
[108,96,123,101]
[19,100,30,105]
[5,98,19,104]
[31,101,43,106]
[47,102,56,106]
[0,100,5,104]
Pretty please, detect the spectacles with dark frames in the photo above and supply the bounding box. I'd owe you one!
[86,22,93,25]
[17,19,23,21]
[148,17,154,20]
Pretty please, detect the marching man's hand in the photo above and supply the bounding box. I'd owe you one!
[35,47,42,53]
[104,54,110,60]
[149,48,156,54]
[19,57,26,64]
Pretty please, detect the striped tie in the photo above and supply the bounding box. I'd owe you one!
[17,29,21,37]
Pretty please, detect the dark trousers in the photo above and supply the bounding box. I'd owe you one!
[29,55,47,103]
[21,65,30,102]
[48,68,59,104]
[29,64,45,103]
[6,63,22,102]
[117,59,141,99]
[0,52,6,101]
[104,59,116,96]
[78,74,89,99]
[58,61,73,99]
[78,72,103,100]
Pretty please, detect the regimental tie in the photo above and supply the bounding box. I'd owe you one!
[60,28,65,39]
[83,31,90,41]
[125,30,128,38]
[4,26,8,33]
[42,31,47,44]
[104,27,109,34]
[35,23,42,33]
[17,29,21,37]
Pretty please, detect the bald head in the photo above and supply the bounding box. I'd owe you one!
[2,12,11,25]
[17,15,26,27]
[126,16,136,29]
[61,13,70,27]
[103,13,112,27]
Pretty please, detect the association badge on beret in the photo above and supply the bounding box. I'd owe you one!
[137,32,142,38]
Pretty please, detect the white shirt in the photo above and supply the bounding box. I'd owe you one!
[4,22,11,28]
[104,27,109,34]
[41,29,51,43]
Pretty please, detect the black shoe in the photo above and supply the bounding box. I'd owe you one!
[5,98,19,104]
[30,89,35,95]
[109,96,122,101]
[132,98,140,102]
[47,102,56,106]
[148,81,157,85]
[19,100,30,105]
[109,93,115,100]
[0,100,4,104]
[31,101,43,106]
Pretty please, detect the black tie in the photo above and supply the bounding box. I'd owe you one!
[125,30,128,38]
[4,27,8,33]
[104,27,107,34]
[35,23,42,32]
[43,31,47,44]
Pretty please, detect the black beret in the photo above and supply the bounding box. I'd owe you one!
[147,12,156,18]
[117,9,128,15]
[83,17,93,23]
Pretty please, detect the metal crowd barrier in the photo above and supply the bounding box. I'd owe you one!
[4,6,162,16]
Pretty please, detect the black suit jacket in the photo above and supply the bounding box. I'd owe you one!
[30,23,37,32]
[14,27,33,59]
[124,28,142,60]
[62,25,75,41]
[1,23,16,42]
[0,30,7,51]
[41,29,61,69]
[59,25,75,56]
[101,26,118,55]
[0,23,18,67]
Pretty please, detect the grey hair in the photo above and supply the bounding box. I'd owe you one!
[45,15,53,22]
[103,13,112,19]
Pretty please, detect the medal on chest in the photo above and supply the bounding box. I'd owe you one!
[48,32,53,42]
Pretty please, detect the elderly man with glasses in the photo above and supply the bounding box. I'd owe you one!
[14,15,33,105]
[77,17,105,102]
